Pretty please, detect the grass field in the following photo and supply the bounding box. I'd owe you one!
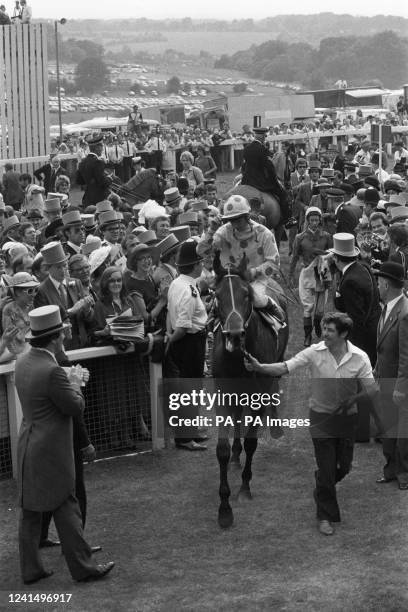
[1,175,408,611]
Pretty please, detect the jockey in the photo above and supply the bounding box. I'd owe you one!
[241,126,290,223]
[289,206,333,347]
[197,194,284,319]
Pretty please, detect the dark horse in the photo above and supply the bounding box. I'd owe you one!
[111,168,165,205]
[212,253,288,528]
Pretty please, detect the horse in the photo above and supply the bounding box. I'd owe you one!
[212,253,288,528]
[223,183,282,229]
[111,168,165,205]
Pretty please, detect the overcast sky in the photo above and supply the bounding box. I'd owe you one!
[33,0,408,20]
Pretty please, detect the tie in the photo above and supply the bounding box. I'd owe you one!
[59,283,68,309]
[115,145,118,159]
[379,305,387,333]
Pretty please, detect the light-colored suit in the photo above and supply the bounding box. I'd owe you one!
[376,294,408,484]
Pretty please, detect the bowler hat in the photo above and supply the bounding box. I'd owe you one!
[374,261,405,286]
[329,233,359,257]
[26,305,70,340]
[41,241,68,265]
[169,225,191,243]
[176,239,203,267]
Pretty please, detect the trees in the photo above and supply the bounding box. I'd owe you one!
[166,76,181,94]
[75,57,109,95]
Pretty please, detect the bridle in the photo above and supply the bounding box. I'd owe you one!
[215,269,253,337]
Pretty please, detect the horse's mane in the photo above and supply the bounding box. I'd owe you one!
[213,252,254,302]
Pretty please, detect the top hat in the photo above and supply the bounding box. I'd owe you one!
[95,200,113,215]
[164,187,182,205]
[86,133,104,146]
[81,214,97,231]
[169,225,191,243]
[44,198,62,213]
[358,164,373,177]
[48,192,69,204]
[389,207,408,224]
[373,261,405,286]
[4,215,21,232]
[26,305,70,340]
[329,233,359,257]
[41,241,68,265]
[155,233,180,258]
[191,200,210,212]
[138,230,158,245]
[253,126,268,135]
[308,160,322,171]
[62,210,83,228]
[178,211,199,226]
[176,239,203,267]
[99,210,120,228]
[321,168,335,178]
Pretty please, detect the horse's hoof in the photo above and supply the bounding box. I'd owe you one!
[238,487,253,501]
[218,509,234,529]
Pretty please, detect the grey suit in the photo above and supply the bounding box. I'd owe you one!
[16,348,100,582]
[376,295,408,485]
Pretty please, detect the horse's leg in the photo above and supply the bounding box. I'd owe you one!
[217,437,233,528]
[231,418,242,466]
[239,434,258,500]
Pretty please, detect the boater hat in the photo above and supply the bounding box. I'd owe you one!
[329,233,360,257]
[26,305,70,340]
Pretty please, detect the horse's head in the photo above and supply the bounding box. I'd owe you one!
[214,251,253,353]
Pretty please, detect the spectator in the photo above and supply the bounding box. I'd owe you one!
[1,272,39,357]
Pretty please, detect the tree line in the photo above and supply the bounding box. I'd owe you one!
[215,31,408,89]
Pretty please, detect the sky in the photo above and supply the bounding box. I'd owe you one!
[32,0,408,21]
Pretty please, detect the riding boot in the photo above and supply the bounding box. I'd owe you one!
[303,317,313,347]
[313,316,322,339]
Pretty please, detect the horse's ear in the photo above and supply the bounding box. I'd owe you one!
[213,250,225,278]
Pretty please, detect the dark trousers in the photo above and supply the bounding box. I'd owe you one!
[41,446,86,541]
[310,410,357,522]
[123,157,133,182]
[19,494,98,582]
[166,331,206,443]
[380,395,408,485]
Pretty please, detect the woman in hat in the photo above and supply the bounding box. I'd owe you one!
[123,245,167,331]
[55,175,71,209]
[1,272,40,356]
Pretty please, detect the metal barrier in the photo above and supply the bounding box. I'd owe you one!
[0,345,164,480]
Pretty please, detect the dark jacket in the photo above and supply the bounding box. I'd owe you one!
[336,203,361,235]
[76,154,110,206]
[334,260,381,365]
[376,295,408,398]
[2,170,24,207]
[33,163,65,195]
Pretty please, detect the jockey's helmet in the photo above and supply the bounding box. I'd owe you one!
[305,206,322,219]
[222,195,251,220]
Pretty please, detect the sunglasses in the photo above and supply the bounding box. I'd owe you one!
[19,287,38,295]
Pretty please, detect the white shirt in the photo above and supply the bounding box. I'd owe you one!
[108,144,124,164]
[167,274,207,333]
[285,340,375,414]
[383,294,404,324]
[394,148,408,162]
[21,4,32,23]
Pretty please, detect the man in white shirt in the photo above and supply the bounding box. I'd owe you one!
[393,141,408,165]
[245,311,377,536]
[19,0,31,22]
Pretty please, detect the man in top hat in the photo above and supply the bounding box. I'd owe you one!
[34,243,95,350]
[374,262,408,490]
[34,155,65,196]
[165,239,208,451]
[177,211,200,236]
[16,304,114,583]
[98,211,125,267]
[244,311,377,536]
[62,210,86,258]
[1,215,21,247]
[76,135,111,207]
[289,207,333,346]
[37,198,63,250]
[240,125,290,223]
[332,232,381,441]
